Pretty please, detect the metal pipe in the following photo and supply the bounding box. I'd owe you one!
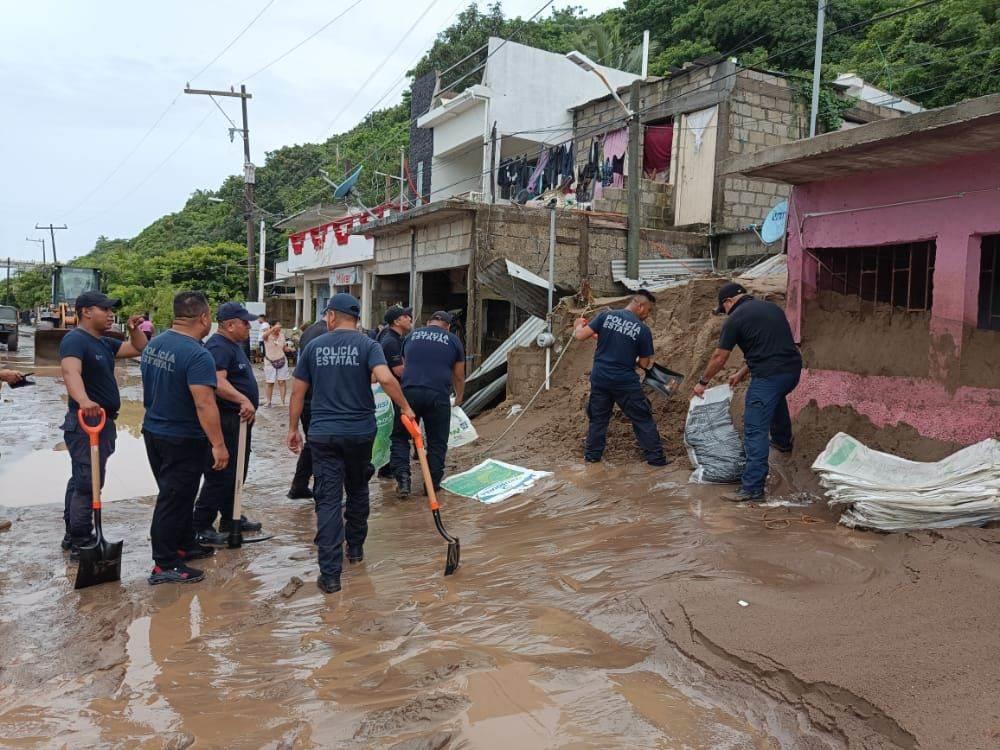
[809,0,826,137]
[546,208,555,391]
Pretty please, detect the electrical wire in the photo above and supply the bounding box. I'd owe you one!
[242,0,366,81]
[189,0,278,83]
[318,0,442,138]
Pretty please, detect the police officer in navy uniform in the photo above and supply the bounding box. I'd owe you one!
[573,290,668,466]
[59,291,148,559]
[694,282,802,502]
[193,302,262,545]
[285,318,328,499]
[287,293,414,594]
[391,311,466,495]
[376,305,413,485]
[141,292,229,585]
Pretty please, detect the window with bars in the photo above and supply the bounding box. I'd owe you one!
[814,242,936,311]
[979,235,1000,331]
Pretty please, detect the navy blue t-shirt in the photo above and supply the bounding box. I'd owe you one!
[378,327,405,371]
[140,330,218,438]
[59,327,124,418]
[205,332,259,413]
[293,329,387,437]
[401,326,464,396]
[718,297,802,378]
[588,309,654,388]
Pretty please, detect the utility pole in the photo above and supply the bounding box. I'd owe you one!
[26,237,46,264]
[399,146,406,213]
[258,217,266,303]
[809,0,826,137]
[34,224,66,264]
[184,84,256,298]
[626,80,642,280]
[5,258,10,305]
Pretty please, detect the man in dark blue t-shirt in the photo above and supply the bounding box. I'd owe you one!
[391,311,465,496]
[376,305,413,482]
[694,282,803,502]
[59,291,148,558]
[288,293,414,595]
[573,290,667,466]
[193,302,264,545]
[141,291,229,585]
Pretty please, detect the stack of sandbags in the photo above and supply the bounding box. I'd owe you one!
[812,433,1000,531]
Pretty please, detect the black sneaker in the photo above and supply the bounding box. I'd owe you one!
[61,532,73,551]
[396,477,411,498]
[178,545,216,561]
[148,564,204,585]
[346,545,364,564]
[723,489,765,503]
[220,516,262,533]
[317,574,342,594]
[196,528,229,547]
[286,486,314,499]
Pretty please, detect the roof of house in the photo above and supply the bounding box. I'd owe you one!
[722,93,1000,184]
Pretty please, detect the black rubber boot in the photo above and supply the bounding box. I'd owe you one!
[317,574,342,594]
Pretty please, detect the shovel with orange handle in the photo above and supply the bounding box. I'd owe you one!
[401,414,460,576]
[74,407,124,589]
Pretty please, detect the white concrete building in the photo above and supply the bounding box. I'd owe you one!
[416,37,638,202]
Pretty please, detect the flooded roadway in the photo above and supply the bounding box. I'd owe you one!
[0,330,856,748]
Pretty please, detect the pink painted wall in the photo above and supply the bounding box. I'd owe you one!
[784,148,1000,443]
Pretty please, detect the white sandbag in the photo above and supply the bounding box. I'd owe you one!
[684,385,746,484]
[448,406,479,448]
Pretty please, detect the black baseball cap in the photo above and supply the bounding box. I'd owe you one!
[384,305,413,325]
[325,292,361,318]
[715,282,747,314]
[217,302,257,322]
[75,291,121,310]
[429,310,453,324]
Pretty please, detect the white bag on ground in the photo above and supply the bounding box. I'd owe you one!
[684,385,746,484]
[448,405,479,448]
[813,432,1000,531]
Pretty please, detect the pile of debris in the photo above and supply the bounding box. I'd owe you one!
[813,433,1000,531]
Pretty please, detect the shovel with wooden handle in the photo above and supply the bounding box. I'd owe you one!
[401,414,460,576]
[74,408,123,590]
[227,420,249,549]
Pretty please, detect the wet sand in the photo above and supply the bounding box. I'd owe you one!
[3,328,1000,748]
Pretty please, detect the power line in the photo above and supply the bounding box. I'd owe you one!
[189,0,278,83]
[319,0,442,138]
[242,0,366,81]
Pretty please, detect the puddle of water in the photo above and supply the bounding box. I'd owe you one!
[0,429,157,508]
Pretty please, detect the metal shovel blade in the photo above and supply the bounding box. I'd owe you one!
[433,510,460,576]
[74,538,123,590]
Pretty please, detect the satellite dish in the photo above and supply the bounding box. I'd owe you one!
[760,199,788,244]
[333,165,362,199]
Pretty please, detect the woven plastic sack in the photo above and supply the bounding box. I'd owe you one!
[684,384,746,484]
[370,384,395,470]
[448,406,479,448]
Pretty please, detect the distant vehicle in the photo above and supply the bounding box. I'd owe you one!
[0,305,18,352]
[35,266,122,366]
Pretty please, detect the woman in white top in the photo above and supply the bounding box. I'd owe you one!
[262,322,291,406]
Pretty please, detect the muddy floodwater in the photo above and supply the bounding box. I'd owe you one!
[3,328,1000,749]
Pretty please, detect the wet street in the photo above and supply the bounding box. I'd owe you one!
[3,329,1000,749]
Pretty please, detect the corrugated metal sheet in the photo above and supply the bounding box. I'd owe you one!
[467,316,546,384]
[463,374,508,418]
[611,258,715,291]
[737,253,787,280]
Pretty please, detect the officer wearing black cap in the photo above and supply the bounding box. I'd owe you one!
[193,302,263,545]
[694,282,802,503]
[287,293,415,594]
[376,305,413,480]
[573,290,668,466]
[59,291,148,559]
[391,310,466,496]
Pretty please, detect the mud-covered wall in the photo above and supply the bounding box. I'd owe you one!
[785,148,1000,444]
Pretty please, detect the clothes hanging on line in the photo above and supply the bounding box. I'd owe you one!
[643,124,673,180]
[601,128,628,189]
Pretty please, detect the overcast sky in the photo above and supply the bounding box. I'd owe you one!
[0,0,622,263]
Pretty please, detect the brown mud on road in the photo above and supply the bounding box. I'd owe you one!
[3,321,1000,749]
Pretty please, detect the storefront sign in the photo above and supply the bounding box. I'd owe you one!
[331,266,359,286]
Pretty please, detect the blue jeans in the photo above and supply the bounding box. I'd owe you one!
[62,411,117,542]
[310,434,375,577]
[741,371,801,494]
[585,383,665,465]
